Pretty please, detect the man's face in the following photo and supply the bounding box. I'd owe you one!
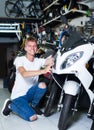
[25,41,37,56]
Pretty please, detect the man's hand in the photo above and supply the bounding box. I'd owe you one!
[43,65,53,74]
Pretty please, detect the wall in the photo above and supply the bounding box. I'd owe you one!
[69,16,90,27]
[0,43,19,78]
[0,0,6,17]
[0,0,36,17]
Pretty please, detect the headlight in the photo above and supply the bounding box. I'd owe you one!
[61,51,83,69]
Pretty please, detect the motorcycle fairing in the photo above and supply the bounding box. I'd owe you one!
[77,67,94,103]
[53,43,93,88]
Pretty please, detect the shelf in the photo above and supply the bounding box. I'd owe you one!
[41,8,88,27]
[0,23,21,41]
[41,15,61,26]
[43,0,59,11]
[41,0,89,27]
[0,17,41,24]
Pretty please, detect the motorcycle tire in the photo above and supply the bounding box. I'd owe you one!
[44,80,58,117]
[58,94,75,130]
[90,120,94,130]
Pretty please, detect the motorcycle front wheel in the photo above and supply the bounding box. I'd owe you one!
[90,120,94,130]
[58,94,76,130]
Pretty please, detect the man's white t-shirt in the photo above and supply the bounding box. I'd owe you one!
[11,56,45,100]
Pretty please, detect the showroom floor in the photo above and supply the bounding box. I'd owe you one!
[0,79,93,130]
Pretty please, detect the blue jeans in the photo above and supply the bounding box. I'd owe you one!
[10,83,46,121]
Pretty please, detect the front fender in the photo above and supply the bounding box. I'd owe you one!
[63,81,80,96]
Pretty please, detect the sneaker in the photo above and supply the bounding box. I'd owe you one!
[1,99,12,116]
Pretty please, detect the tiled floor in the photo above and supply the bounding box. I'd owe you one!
[0,81,93,130]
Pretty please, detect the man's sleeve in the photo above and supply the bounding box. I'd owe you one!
[13,57,23,69]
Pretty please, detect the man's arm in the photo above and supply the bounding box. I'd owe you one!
[18,65,52,78]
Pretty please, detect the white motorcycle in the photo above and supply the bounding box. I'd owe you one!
[52,29,94,130]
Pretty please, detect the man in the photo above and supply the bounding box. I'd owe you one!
[1,35,54,122]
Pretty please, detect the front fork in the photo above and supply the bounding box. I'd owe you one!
[88,99,94,119]
[57,80,81,115]
[57,88,81,116]
[57,88,64,112]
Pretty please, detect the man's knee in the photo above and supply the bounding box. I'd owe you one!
[38,82,46,89]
